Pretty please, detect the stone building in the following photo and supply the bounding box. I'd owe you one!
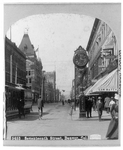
[19,33,43,102]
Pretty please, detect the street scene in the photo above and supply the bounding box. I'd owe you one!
[6,102,113,138]
[4,4,120,146]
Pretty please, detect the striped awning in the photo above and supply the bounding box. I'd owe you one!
[84,86,93,95]
[93,69,118,92]
[85,74,109,95]
[85,69,118,95]
[90,69,118,93]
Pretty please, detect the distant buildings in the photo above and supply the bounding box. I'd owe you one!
[44,71,56,102]
[19,33,43,102]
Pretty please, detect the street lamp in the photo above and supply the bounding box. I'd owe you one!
[73,46,89,118]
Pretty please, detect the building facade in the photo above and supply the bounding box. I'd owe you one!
[86,18,118,87]
[5,37,26,111]
[85,18,118,98]
[44,71,56,103]
[19,33,43,103]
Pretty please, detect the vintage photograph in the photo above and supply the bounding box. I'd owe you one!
[3,3,121,146]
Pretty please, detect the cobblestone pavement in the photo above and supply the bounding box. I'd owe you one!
[5,102,120,146]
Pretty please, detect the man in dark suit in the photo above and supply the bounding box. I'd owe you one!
[37,95,44,120]
[17,98,25,119]
[86,97,93,118]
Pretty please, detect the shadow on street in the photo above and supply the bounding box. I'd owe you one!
[7,110,53,122]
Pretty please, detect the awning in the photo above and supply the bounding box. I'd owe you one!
[90,69,118,93]
[15,86,25,90]
[84,86,93,95]
[103,39,114,50]
[85,74,108,95]
[92,69,118,93]
[85,69,118,95]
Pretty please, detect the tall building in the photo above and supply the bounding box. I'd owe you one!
[5,37,26,111]
[85,18,118,96]
[44,71,56,102]
[19,33,43,102]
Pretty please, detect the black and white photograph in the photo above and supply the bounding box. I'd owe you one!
[3,2,121,146]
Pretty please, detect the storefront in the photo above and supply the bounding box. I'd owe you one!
[84,69,118,97]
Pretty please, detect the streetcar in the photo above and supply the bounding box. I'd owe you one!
[5,84,33,113]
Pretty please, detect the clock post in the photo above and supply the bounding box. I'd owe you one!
[73,46,89,118]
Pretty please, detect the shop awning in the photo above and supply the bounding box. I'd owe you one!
[92,69,118,93]
[85,69,118,95]
[103,39,114,50]
[90,69,118,94]
[84,86,93,95]
[85,74,108,95]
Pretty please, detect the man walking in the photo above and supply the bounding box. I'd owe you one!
[96,97,103,121]
[17,98,25,119]
[37,95,44,120]
[104,96,111,113]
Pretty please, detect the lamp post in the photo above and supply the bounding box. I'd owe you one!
[73,46,89,118]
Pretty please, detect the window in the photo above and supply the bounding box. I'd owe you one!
[26,78,28,83]
[29,78,31,83]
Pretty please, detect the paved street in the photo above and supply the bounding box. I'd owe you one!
[5,102,120,146]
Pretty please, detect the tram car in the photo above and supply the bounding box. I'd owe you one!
[5,84,33,114]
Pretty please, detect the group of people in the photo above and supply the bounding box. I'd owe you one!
[85,96,104,120]
[85,96,118,121]
[85,95,119,139]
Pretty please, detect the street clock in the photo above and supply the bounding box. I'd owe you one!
[73,46,89,68]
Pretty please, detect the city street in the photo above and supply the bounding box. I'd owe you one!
[5,102,120,146]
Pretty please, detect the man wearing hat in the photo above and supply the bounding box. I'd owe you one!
[109,97,115,114]
[96,97,103,121]
[37,95,44,120]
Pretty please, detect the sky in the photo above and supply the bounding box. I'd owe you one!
[6,14,95,98]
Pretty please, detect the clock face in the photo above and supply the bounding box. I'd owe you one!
[74,52,88,67]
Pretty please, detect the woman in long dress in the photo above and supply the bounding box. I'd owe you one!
[106,101,118,139]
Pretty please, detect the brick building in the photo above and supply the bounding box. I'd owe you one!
[5,37,26,111]
[85,18,118,96]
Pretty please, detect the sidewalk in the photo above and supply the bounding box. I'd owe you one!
[72,107,111,121]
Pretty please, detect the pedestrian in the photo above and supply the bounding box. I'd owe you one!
[104,96,111,113]
[92,97,96,111]
[17,98,25,119]
[62,100,64,106]
[69,100,74,120]
[109,97,115,112]
[106,95,119,139]
[86,97,93,118]
[37,95,44,120]
[96,97,103,121]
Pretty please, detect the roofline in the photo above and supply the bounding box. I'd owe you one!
[5,36,26,59]
[86,18,100,51]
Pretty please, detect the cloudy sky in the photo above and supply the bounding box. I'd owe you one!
[6,14,95,98]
